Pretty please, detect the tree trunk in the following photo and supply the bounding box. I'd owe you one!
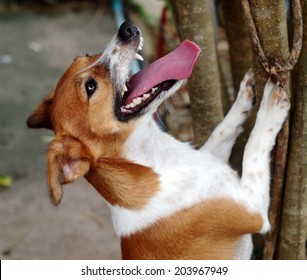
[222,0,253,94]
[278,0,307,260]
[248,0,290,93]
[220,0,253,173]
[243,0,290,259]
[171,0,223,147]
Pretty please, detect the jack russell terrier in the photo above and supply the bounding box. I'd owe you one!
[27,21,290,259]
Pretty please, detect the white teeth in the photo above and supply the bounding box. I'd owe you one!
[123,89,154,110]
[133,97,142,105]
[142,93,150,100]
[121,84,128,97]
[138,37,144,50]
[135,53,144,61]
[151,87,158,93]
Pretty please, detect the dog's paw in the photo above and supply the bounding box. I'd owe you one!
[236,69,256,117]
[258,80,290,133]
[268,83,290,110]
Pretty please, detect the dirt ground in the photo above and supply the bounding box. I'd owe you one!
[0,5,124,260]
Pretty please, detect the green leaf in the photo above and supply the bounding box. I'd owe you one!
[0,175,13,187]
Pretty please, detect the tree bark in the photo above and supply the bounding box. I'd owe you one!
[222,0,253,94]
[248,0,290,93]
[278,1,307,260]
[171,0,223,147]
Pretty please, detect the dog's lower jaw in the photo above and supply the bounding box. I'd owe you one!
[115,80,183,122]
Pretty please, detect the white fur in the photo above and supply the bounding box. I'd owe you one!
[107,72,290,260]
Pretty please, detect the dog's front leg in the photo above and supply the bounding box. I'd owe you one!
[201,70,255,162]
[240,80,290,233]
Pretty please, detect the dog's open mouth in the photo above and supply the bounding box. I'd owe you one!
[117,39,200,120]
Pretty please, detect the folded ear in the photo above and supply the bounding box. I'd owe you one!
[27,92,54,130]
[47,135,91,205]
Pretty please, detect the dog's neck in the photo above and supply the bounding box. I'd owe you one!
[84,114,169,209]
[122,114,192,171]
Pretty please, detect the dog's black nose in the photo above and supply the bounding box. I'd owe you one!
[118,21,139,42]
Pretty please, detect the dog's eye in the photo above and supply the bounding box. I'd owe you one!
[85,78,97,98]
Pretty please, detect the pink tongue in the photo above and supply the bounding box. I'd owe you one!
[126,40,201,104]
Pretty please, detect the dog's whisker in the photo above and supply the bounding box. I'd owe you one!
[155,109,169,133]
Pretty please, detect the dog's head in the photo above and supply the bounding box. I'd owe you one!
[27,22,200,205]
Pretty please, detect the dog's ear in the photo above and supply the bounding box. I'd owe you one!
[27,92,54,130]
[47,135,91,205]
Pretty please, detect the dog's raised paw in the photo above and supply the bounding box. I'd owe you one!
[263,81,290,111]
[236,69,256,116]
[270,85,290,110]
[258,81,290,132]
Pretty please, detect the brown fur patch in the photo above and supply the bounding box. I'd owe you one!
[121,198,263,259]
[86,158,159,209]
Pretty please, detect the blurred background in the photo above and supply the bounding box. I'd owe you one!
[0,0,306,260]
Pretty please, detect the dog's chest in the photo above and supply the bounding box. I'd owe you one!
[108,118,244,237]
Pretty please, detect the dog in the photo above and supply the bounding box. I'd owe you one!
[27,21,290,259]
